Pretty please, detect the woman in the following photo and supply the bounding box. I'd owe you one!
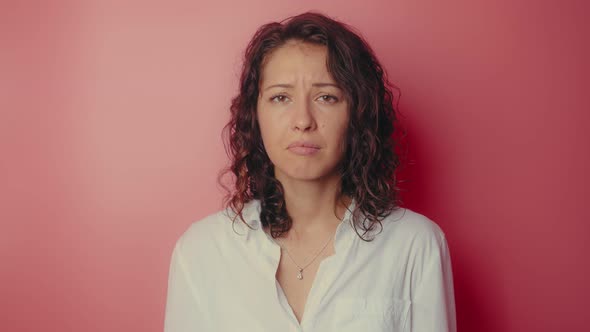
[164,11,456,332]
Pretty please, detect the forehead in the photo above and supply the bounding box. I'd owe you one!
[260,41,333,84]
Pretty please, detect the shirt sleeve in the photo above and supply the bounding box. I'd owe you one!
[163,240,209,332]
[410,234,457,332]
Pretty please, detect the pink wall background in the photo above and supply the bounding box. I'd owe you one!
[2,0,588,331]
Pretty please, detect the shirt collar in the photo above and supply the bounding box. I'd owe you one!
[222,199,261,242]
[227,198,358,245]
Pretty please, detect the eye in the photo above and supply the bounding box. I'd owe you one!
[317,95,339,104]
[270,94,290,103]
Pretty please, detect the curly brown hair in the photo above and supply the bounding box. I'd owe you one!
[218,11,406,241]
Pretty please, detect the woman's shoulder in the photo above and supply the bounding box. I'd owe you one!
[176,210,232,253]
[173,201,258,254]
[376,206,448,249]
[183,209,230,237]
[385,207,445,236]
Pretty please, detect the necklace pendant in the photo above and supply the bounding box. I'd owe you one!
[297,269,303,280]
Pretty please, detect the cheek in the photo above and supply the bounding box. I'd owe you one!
[257,110,271,136]
[258,114,282,151]
[328,117,349,141]
[333,120,350,155]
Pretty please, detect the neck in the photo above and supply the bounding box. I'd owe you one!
[274,171,352,239]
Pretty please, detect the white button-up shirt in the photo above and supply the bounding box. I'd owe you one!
[164,199,456,332]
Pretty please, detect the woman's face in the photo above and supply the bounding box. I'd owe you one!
[257,40,349,183]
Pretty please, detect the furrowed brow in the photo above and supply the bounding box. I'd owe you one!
[263,83,341,91]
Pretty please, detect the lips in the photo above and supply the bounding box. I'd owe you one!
[287,141,321,149]
[287,141,321,156]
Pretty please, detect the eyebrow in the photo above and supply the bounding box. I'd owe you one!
[263,83,341,91]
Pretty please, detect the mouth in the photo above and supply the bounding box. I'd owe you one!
[287,141,321,156]
[287,141,321,149]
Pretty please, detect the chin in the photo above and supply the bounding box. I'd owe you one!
[275,165,340,183]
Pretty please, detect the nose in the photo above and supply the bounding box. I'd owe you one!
[292,99,316,132]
